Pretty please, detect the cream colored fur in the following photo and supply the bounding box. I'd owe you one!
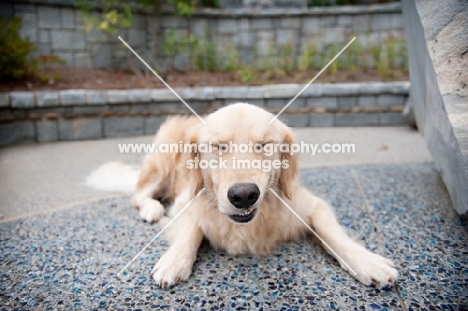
[90,103,399,289]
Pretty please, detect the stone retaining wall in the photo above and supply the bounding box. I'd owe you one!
[402,0,468,217]
[0,82,409,145]
[4,1,404,70]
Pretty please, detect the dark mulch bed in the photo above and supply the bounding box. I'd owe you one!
[0,67,409,92]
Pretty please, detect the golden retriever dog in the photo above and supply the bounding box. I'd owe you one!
[88,103,398,288]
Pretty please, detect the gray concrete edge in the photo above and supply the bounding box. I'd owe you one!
[2,82,410,108]
[402,0,468,217]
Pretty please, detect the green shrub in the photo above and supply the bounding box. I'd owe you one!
[321,44,339,74]
[162,29,198,56]
[221,45,240,71]
[277,43,295,72]
[193,39,218,71]
[369,36,408,79]
[298,44,319,70]
[160,30,408,82]
[308,0,396,7]
[35,55,66,83]
[162,30,223,71]
[200,0,219,7]
[236,67,256,84]
[0,17,37,82]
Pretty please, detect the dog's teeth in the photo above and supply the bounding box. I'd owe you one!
[238,209,253,216]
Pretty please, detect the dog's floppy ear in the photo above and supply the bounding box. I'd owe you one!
[186,124,203,198]
[279,128,298,200]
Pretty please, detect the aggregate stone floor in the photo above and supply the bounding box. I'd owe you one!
[1,163,467,310]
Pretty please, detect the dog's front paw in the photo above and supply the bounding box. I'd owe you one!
[345,247,399,288]
[151,251,193,288]
[139,199,164,223]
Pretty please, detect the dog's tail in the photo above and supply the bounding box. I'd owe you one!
[86,161,139,194]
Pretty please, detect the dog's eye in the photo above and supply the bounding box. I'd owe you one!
[213,144,227,152]
[255,144,263,152]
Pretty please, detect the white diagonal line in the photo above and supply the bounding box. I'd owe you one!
[118,36,207,125]
[268,188,357,276]
[350,168,385,254]
[268,37,356,124]
[116,188,206,277]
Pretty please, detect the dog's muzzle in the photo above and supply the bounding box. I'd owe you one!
[227,183,259,223]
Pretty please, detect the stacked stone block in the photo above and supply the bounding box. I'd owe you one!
[0,82,409,145]
[10,2,404,70]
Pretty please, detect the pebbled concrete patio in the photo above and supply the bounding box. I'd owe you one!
[0,127,466,310]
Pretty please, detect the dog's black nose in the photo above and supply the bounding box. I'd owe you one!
[227,183,260,209]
